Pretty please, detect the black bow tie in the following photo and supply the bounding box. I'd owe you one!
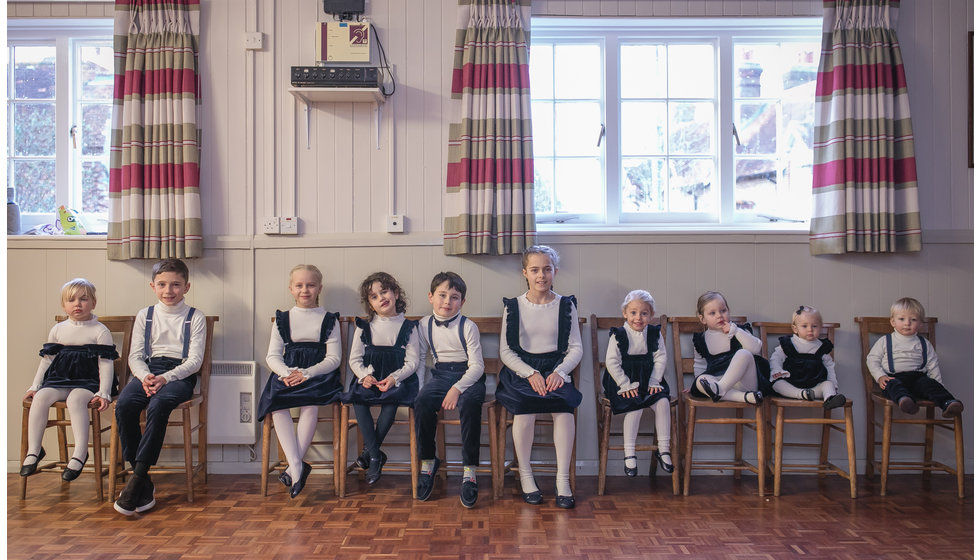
[434,317,454,327]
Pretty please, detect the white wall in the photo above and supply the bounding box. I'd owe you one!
[8,0,973,477]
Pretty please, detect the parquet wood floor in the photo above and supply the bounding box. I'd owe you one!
[7,472,972,559]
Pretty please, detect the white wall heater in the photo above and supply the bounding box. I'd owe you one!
[208,361,259,445]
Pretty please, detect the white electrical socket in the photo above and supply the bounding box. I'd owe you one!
[262,216,280,234]
[281,216,298,235]
[386,214,404,233]
[244,32,263,50]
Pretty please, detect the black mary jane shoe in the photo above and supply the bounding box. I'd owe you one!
[62,453,88,481]
[623,455,638,477]
[655,451,675,474]
[698,377,721,402]
[744,391,764,405]
[279,471,292,487]
[522,490,543,505]
[355,448,370,470]
[555,490,575,509]
[365,452,388,485]
[19,448,46,477]
[289,462,312,498]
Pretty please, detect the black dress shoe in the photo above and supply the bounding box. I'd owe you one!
[355,448,370,470]
[19,448,46,477]
[522,490,543,504]
[744,391,764,405]
[416,457,441,501]
[698,377,721,402]
[460,479,478,509]
[623,455,638,477]
[365,452,387,485]
[655,451,675,474]
[942,399,964,418]
[279,471,292,487]
[62,453,88,481]
[555,490,575,509]
[823,393,847,410]
[289,462,312,498]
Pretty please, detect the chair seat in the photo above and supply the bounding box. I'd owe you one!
[869,392,940,409]
[682,391,759,409]
[769,396,853,408]
[175,394,204,409]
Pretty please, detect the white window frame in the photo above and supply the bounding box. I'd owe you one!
[7,19,113,234]
[530,17,822,233]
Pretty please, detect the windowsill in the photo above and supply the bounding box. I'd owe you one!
[535,222,810,234]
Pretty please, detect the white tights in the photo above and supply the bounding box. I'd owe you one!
[25,387,94,466]
[272,406,319,481]
[772,379,836,400]
[701,349,759,402]
[512,412,575,496]
[622,398,671,467]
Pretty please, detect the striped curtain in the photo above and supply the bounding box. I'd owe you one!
[108,0,202,260]
[443,0,536,256]
[809,0,921,255]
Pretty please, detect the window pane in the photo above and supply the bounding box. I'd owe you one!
[621,44,666,98]
[13,103,56,156]
[529,44,554,99]
[734,101,777,155]
[621,101,666,156]
[668,102,713,155]
[668,158,714,212]
[555,158,601,213]
[555,44,600,99]
[13,46,56,99]
[531,101,554,157]
[81,161,109,213]
[734,42,819,99]
[534,159,555,213]
[13,160,57,213]
[622,157,668,212]
[81,104,112,156]
[555,102,600,157]
[668,44,714,98]
[78,45,114,99]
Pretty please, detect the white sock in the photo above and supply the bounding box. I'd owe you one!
[652,398,671,460]
[462,466,477,483]
[295,406,318,459]
[25,387,70,465]
[553,413,574,496]
[512,414,538,494]
[66,388,94,462]
[622,410,642,467]
[272,409,302,481]
[814,380,836,400]
[773,379,803,399]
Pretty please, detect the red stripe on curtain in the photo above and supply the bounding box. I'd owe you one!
[447,158,535,188]
[811,156,918,187]
[460,62,528,90]
[816,62,908,95]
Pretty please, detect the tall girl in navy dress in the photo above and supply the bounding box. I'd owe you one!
[768,305,846,410]
[345,272,420,485]
[691,291,769,405]
[21,279,118,481]
[257,264,343,498]
[600,290,673,476]
[496,245,583,509]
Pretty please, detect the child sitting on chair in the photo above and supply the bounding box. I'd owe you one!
[768,305,846,410]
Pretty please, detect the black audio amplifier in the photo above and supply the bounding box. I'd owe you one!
[291,66,380,88]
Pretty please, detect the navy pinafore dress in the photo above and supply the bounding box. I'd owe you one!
[494,295,583,415]
[257,310,344,420]
[601,325,670,415]
[778,335,833,389]
[690,324,772,397]
[39,325,119,395]
[343,317,419,407]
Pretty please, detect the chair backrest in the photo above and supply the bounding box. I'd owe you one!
[197,317,219,400]
[590,314,668,405]
[753,321,839,360]
[854,315,938,397]
[56,314,136,394]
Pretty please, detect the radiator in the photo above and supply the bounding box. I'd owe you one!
[208,361,259,445]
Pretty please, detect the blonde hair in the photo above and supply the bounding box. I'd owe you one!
[696,291,727,317]
[62,278,97,306]
[890,297,925,320]
[289,264,324,305]
[622,289,656,315]
[791,305,822,326]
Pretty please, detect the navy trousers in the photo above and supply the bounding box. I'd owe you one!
[883,371,955,407]
[115,373,196,466]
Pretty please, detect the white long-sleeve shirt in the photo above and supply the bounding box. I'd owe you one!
[348,313,420,385]
[769,335,838,389]
[30,316,115,399]
[693,323,763,377]
[604,324,667,394]
[417,314,485,393]
[266,306,342,379]
[128,301,207,383]
[866,331,941,382]
[498,293,583,383]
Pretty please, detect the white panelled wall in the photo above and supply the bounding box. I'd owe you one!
[7,0,973,478]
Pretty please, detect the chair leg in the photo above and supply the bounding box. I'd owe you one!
[773,405,785,497]
[261,416,272,496]
[20,405,30,499]
[755,404,765,497]
[954,415,965,499]
[880,406,893,497]
[670,406,680,496]
[199,404,208,485]
[338,405,349,498]
[683,405,696,496]
[570,410,577,495]
[408,408,419,500]
[923,408,935,479]
[495,406,507,499]
[91,409,105,501]
[183,407,194,502]
[487,404,499,499]
[844,406,857,499]
[333,404,341,496]
[597,408,609,496]
[818,409,831,478]
[733,407,743,480]
[865,399,876,479]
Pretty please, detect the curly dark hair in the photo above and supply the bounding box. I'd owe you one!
[358,272,408,318]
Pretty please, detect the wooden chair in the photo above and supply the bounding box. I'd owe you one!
[589,314,680,496]
[495,317,585,498]
[108,315,219,503]
[431,317,501,499]
[754,321,856,498]
[667,316,766,496]
[259,315,348,496]
[855,316,965,498]
[20,315,136,501]
[337,316,419,498]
